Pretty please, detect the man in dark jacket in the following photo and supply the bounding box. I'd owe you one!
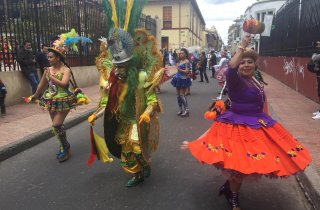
[197,51,209,83]
[35,44,50,76]
[209,50,217,78]
[16,40,39,94]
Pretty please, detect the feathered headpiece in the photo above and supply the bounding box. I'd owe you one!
[102,0,147,64]
[49,28,92,58]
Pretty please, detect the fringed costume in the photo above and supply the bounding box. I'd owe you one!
[39,72,77,111]
[25,29,92,162]
[87,0,164,187]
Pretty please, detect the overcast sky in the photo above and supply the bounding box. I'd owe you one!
[197,0,257,45]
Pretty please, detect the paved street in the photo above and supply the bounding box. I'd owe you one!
[0,79,313,210]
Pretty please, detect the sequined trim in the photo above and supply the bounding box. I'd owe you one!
[288,144,304,158]
[202,142,232,157]
[246,151,267,160]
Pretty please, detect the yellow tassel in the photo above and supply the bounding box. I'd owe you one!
[109,0,118,28]
[93,130,113,163]
[124,0,134,31]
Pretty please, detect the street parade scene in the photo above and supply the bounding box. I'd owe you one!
[0,0,319,210]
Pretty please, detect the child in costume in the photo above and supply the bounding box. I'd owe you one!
[182,34,311,210]
[87,0,164,188]
[26,29,91,162]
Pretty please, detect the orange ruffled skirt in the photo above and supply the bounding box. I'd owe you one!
[188,122,311,177]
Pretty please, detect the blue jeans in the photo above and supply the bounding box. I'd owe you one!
[25,73,40,94]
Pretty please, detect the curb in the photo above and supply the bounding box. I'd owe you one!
[296,165,320,210]
[0,108,95,162]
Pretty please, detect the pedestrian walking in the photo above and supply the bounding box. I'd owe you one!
[16,40,39,94]
[0,79,7,116]
[209,50,217,78]
[182,34,312,210]
[35,44,50,77]
[171,48,192,117]
[197,51,209,83]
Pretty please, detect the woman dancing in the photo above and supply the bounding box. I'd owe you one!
[182,34,311,209]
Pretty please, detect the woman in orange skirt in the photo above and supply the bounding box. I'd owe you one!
[182,35,312,210]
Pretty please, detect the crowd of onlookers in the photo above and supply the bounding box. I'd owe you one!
[160,47,230,84]
[0,40,50,117]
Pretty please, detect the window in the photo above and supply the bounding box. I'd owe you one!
[163,6,172,29]
[257,13,261,21]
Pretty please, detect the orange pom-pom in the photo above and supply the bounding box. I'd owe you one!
[204,111,217,120]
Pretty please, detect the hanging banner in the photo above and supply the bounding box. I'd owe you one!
[261,14,274,37]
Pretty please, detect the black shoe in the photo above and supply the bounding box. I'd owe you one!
[206,80,209,83]
[177,110,183,116]
[218,180,230,198]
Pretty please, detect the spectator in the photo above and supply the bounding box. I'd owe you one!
[36,44,50,76]
[172,50,178,63]
[197,51,209,83]
[307,42,320,120]
[16,40,39,94]
[0,79,7,116]
[209,50,217,78]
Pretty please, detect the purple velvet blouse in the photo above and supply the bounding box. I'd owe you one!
[215,66,276,129]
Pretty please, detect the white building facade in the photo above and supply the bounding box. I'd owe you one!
[231,0,285,53]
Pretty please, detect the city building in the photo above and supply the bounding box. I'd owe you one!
[229,0,285,54]
[205,25,223,52]
[143,0,206,51]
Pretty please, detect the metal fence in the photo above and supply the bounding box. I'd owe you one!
[0,0,157,72]
[260,0,320,57]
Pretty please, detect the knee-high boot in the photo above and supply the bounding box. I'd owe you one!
[177,95,183,115]
[180,95,189,117]
[52,124,71,162]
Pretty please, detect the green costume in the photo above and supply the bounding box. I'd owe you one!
[88,0,164,187]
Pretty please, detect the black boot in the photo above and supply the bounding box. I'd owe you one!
[218,180,231,201]
[229,192,240,209]
[53,125,71,162]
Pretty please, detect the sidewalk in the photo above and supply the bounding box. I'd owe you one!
[262,73,320,209]
[0,68,319,208]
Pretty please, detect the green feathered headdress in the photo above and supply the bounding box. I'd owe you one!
[102,0,147,36]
